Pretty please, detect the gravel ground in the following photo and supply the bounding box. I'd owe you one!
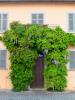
[0,90,75,100]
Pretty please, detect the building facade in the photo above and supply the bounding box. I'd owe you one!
[0,0,75,90]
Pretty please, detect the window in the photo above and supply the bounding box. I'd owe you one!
[68,13,75,32]
[0,49,7,69]
[0,13,8,33]
[32,13,43,25]
[70,51,75,69]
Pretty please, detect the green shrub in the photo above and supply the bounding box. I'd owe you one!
[3,22,38,91]
[10,48,38,91]
[44,65,67,91]
[0,36,2,41]
[2,22,75,91]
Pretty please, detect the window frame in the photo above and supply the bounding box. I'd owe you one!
[31,13,44,25]
[0,48,7,70]
[68,13,75,33]
[0,13,8,33]
[69,50,75,70]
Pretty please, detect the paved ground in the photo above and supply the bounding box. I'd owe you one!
[0,90,75,100]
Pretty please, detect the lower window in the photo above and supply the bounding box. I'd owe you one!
[70,51,75,70]
[0,49,7,69]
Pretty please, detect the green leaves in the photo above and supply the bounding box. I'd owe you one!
[10,48,38,91]
[44,65,67,91]
[2,22,75,91]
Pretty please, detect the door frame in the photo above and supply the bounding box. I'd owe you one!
[29,54,44,89]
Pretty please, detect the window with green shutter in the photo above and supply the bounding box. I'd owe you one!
[0,49,7,69]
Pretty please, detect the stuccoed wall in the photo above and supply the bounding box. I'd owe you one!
[0,41,12,89]
[0,2,74,32]
[0,2,75,90]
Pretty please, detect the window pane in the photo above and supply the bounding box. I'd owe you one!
[0,13,8,32]
[32,14,37,19]
[70,51,75,69]
[69,13,73,31]
[0,20,1,30]
[3,20,7,31]
[0,14,1,20]
[32,13,44,24]
[38,20,43,24]
[32,20,37,24]
[0,50,7,69]
[73,14,75,32]
[3,14,7,20]
[38,14,43,19]
[0,14,2,31]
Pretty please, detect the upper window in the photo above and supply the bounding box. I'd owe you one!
[68,13,75,32]
[0,13,8,33]
[32,13,44,25]
[70,51,75,70]
[0,49,7,69]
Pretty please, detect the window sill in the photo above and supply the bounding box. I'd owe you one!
[0,67,6,70]
[68,69,75,71]
[68,31,75,34]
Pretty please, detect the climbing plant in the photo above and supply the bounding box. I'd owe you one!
[0,21,75,91]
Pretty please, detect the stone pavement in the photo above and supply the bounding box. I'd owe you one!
[0,90,75,100]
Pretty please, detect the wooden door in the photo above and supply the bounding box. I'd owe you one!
[31,54,44,88]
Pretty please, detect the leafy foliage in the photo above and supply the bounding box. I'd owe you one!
[0,36,2,41]
[2,21,75,91]
[10,48,37,91]
[3,22,38,91]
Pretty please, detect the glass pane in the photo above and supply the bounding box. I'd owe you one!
[0,20,1,31]
[32,20,37,24]
[69,13,73,31]
[3,20,7,31]
[38,14,43,19]
[3,14,7,20]
[32,14,37,19]
[73,14,75,32]
[38,20,43,25]
[0,50,7,68]
[70,51,75,69]
[0,14,1,20]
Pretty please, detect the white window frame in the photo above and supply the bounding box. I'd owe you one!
[31,13,44,25]
[0,48,7,70]
[0,12,8,33]
[68,12,75,33]
[69,50,75,70]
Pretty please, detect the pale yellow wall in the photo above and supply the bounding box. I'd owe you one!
[0,2,74,32]
[66,46,75,91]
[0,2,75,90]
[0,41,12,89]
